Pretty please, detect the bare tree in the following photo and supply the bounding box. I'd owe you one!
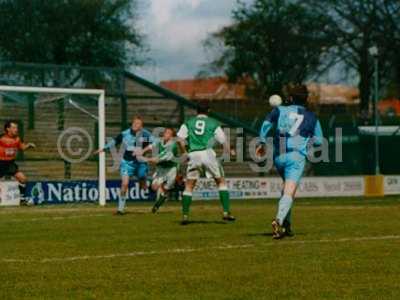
[308,0,400,112]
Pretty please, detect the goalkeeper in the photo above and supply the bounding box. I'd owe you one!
[0,121,35,204]
[144,128,179,213]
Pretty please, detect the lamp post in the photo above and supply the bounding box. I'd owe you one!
[369,46,380,175]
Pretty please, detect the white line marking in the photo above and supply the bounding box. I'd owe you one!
[0,214,108,223]
[277,235,400,245]
[2,235,400,264]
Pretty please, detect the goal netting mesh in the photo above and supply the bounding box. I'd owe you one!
[0,88,107,204]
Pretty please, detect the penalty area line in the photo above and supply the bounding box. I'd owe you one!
[2,235,400,264]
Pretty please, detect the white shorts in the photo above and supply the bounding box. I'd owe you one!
[186,149,224,180]
[152,166,177,190]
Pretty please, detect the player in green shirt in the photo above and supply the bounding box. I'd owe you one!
[177,102,235,225]
[145,128,179,213]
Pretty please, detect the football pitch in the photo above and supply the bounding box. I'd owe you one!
[1,197,400,300]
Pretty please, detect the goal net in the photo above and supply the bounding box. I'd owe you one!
[0,86,106,206]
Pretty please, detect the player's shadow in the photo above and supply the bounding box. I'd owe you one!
[247,232,274,237]
[122,211,174,215]
[175,220,228,225]
[246,232,304,237]
[123,211,148,215]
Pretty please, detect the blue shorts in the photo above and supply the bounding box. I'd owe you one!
[120,159,148,180]
[274,152,306,184]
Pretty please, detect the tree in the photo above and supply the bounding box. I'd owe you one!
[307,0,400,112]
[379,1,400,98]
[0,0,144,68]
[202,0,334,99]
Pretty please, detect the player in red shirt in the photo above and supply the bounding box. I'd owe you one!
[0,121,35,204]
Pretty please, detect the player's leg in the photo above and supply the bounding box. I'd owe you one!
[272,153,305,238]
[117,176,130,214]
[272,179,297,239]
[117,159,134,214]
[151,174,163,213]
[214,176,235,221]
[282,184,298,236]
[276,163,296,236]
[152,167,177,213]
[276,180,297,226]
[181,178,197,225]
[173,174,185,201]
[152,184,167,213]
[274,181,294,237]
[204,149,235,221]
[181,153,201,224]
[276,162,292,226]
[137,162,149,190]
[278,156,304,227]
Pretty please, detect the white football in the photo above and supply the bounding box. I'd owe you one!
[269,94,282,107]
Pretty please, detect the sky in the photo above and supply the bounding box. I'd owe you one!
[134,0,252,83]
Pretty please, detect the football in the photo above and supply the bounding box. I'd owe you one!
[269,94,282,107]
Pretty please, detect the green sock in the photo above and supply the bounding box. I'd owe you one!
[154,191,167,209]
[219,189,230,213]
[182,192,192,215]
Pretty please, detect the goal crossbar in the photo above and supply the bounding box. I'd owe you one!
[0,85,104,95]
[0,85,107,206]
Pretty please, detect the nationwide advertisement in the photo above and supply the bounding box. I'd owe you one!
[26,180,155,204]
[21,176,396,204]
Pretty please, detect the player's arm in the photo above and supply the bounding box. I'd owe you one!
[142,145,152,155]
[214,126,234,156]
[20,141,35,151]
[176,124,189,158]
[94,133,123,154]
[155,148,175,164]
[257,108,279,156]
[312,120,324,146]
[140,144,154,160]
[143,139,160,164]
[142,132,156,155]
[136,131,156,159]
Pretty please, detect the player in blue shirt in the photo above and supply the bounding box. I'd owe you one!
[96,116,154,214]
[257,85,323,239]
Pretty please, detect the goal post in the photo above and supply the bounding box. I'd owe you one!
[0,85,107,206]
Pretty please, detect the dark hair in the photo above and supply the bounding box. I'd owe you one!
[197,101,210,114]
[132,116,143,122]
[287,84,309,106]
[4,120,18,133]
[165,127,176,137]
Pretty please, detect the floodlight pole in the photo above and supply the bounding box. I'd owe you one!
[369,46,380,175]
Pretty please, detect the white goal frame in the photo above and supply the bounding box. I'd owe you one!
[0,85,106,206]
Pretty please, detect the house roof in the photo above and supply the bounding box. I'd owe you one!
[160,77,247,101]
[161,77,360,105]
[307,83,360,105]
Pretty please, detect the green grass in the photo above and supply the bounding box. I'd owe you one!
[1,197,400,300]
